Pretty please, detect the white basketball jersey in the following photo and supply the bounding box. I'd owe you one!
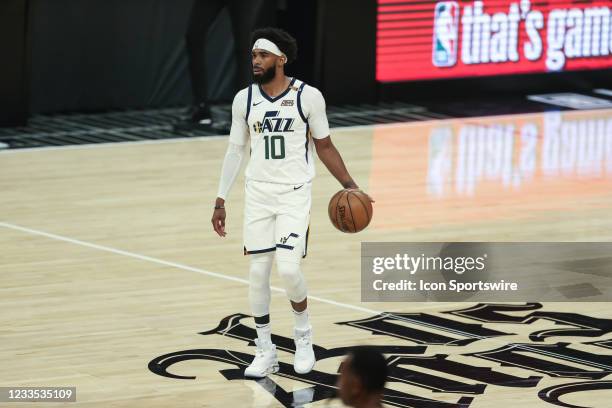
[240,78,324,185]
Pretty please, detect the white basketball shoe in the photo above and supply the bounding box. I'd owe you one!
[293,327,316,374]
[244,339,279,378]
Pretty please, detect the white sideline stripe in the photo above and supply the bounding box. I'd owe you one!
[0,221,377,315]
[6,221,609,370]
[4,221,609,368]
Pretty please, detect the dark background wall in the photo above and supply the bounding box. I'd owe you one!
[25,0,326,115]
[314,0,376,105]
[3,0,609,124]
[28,0,236,114]
[0,0,29,125]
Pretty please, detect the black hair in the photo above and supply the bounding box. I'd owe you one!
[251,27,298,64]
[348,346,388,393]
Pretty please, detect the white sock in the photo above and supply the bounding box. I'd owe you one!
[293,309,310,330]
[256,323,272,346]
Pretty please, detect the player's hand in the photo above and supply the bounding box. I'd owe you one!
[211,208,227,237]
[347,187,375,203]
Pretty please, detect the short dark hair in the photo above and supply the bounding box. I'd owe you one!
[348,346,387,393]
[251,27,298,64]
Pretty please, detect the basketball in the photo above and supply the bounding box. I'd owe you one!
[328,189,373,233]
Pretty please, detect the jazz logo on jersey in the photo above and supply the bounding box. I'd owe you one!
[253,111,295,134]
[432,1,459,67]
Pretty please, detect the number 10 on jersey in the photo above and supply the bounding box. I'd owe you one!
[264,135,286,159]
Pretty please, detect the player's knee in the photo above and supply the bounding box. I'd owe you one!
[249,253,273,290]
[249,253,273,315]
[276,259,307,302]
[276,258,299,280]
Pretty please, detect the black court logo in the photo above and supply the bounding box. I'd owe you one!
[149,303,612,408]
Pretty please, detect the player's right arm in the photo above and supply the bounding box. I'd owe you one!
[305,86,374,202]
[211,89,250,237]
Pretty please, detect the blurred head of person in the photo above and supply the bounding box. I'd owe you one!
[337,346,387,408]
[250,27,298,85]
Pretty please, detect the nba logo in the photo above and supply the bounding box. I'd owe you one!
[432,1,459,67]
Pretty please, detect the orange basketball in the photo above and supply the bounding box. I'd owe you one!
[328,189,373,233]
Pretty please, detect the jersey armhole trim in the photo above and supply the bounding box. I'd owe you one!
[304,123,310,163]
[296,82,308,124]
[246,85,253,122]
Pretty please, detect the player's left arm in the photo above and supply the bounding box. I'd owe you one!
[313,136,356,187]
[307,88,374,202]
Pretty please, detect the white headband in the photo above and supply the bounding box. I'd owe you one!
[252,38,284,57]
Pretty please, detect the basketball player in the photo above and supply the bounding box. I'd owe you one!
[211,27,373,378]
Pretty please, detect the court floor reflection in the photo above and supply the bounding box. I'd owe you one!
[369,109,612,229]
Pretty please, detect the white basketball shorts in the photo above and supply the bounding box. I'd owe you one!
[243,179,311,261]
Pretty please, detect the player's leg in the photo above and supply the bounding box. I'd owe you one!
[249,251,274,344]
[245,252,279,377]
[275,182,315,374]
[276,252,314,374]
[227,0,270,90]
[185,0,224,123]
[243,180,279,378]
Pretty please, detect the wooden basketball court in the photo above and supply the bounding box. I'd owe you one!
[1,109,611,407]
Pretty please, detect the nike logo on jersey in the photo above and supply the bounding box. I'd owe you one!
[293,184,304,190]
[253,101,264,106]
